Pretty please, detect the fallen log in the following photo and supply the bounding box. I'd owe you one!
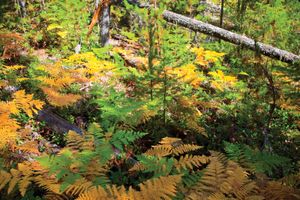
[162,10,300,64]
[37,108,83,135]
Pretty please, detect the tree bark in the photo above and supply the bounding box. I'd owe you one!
[99,5,110,47]
[162,10,300,64]
[37,108,83,135]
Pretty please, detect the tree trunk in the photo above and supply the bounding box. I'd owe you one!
[162,10,300,64]
[99,5,110,47]
[37,108,83,135]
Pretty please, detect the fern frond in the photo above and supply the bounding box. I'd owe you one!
[145,137,200,157]
[64,178,94,197]
[207,192,228,200]
[181,171,203,188]
[44,193,70,200]
[34,175,61,194]
[223,161,258,199]
[0,170,11,191]
[41,87,82,107]
[136,175,182,200]
[129,162,147,172]
[7,168,21,194]
[111,130,147,150]
[172,144,202,156]
[279,172,300,188]
[144,146,172,157]
[197,155,227,195]
[66,131,85,151]
[262,181,300,200]
[174,155,209,171]
[76,186,113,200]
[15,141,41,155]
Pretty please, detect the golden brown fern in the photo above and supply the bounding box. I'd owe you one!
[0,170,11,191]
[34,175,61,194]
[262,181,300,200]
[76,186,113,200]
[186,152,262,200]
[174,155,209,171]
[144,145,172,157]
[66,131,85,151]
[64,178,95,197]
[222,161,259,199]
[145,137,202,157]
[76,175,182,200]
[172,144,202,156]
[196,154,227,195]
[135,175,182,200]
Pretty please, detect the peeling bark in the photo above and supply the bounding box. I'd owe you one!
[162,10,300,64]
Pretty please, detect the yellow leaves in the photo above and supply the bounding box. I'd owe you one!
[208,70,237,91]
[47,23,63,31]
[0,90,44,148]
[191,47,225,66]
[204,50,226,63]
[13,90,44,117]
[36,52,118,107]
[165,64,204,88]
[57,31,68,38]
[0,65,26,74]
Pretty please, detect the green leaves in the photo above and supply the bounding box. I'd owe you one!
[111,130,148,151]
[224,142,292,175]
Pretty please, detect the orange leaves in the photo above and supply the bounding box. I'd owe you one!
[41,87,82,107]
[0,90,44,148]
[0,33,25,60]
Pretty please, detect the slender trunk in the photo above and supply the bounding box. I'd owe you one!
[99,5,110,46]
[163,71,167,125]
[219,0,225,43]
[148,10,155,100]
[18,0,26,18]
[261,65,276,152]
[220,0,225,28]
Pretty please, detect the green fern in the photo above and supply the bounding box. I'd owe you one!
[110,130,147,151]
[224,142,292,175]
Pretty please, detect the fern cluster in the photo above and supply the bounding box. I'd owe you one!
[224,142,292,175]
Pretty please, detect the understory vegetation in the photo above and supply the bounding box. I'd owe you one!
[0,0,299,199]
